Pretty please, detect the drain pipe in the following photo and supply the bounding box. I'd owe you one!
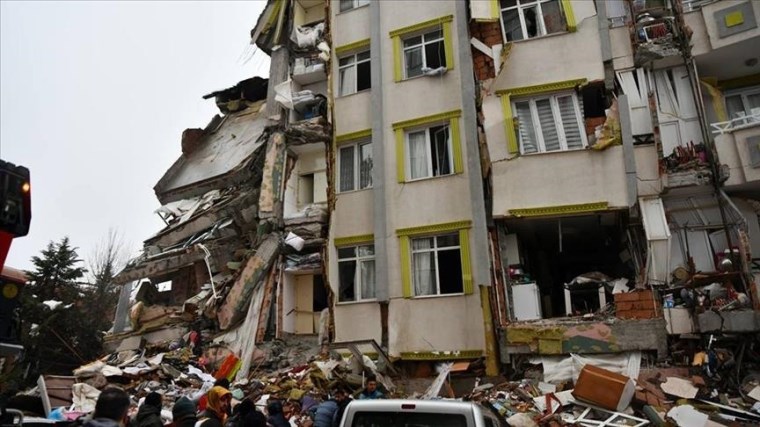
[197,243,219,300]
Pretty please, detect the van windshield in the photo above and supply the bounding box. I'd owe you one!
[351,412,467,427]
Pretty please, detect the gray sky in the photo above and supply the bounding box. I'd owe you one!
[1,0,269,271]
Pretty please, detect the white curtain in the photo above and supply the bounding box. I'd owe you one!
[339,62,356,96]
[412,238,435,296]
[404,46,423,78]
[360,259,375,299]
[339,146,355,192]
[359,142,372,189]
[408,131,428,179]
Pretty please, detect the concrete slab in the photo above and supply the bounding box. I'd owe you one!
[698,310,760,333]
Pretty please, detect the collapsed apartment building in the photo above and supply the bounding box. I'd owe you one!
[104,0,760,382]
[471,0,760,368]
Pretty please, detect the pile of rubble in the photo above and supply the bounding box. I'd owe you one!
[13,334,760,427]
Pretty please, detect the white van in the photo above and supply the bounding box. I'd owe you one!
[337,399,507,427]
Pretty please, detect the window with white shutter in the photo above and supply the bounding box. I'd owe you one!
[512,91,587,154]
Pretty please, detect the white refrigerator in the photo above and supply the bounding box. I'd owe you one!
[512,282,542,321]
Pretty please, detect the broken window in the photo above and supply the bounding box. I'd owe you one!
[402,28,446,79]
[339,0,369,12]
[337,244,376,302]
[513,91,586,154]
[499,0,567,42]
[411,233,463,296]
[406,124,452,180]
[338,139,372,192]
[338,50,371,96]
[725,85,760,124]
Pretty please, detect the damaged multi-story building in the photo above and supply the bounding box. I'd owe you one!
[106,0,760,378]
[471,0,760,365]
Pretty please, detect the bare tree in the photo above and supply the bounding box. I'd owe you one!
[86,228,129,333]
[88,228,127,291]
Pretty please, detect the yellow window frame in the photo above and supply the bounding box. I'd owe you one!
[561,0,577,33]
[392,110,464,183]
[496,78,587,155]
[390,15,454,82]
[334,234,374,247]
[396,220,473,298]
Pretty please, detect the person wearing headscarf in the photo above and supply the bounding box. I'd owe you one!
[171,397,197,427]
[135,392,163,427]
[198,378,230,412]
[197,386,231,427]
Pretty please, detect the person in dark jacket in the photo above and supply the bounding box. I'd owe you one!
[135,392,163,427]
[230,398,266,427]
[266,400,289,427]
[83,387,132,427]
[171,397,197,427]
[313,388,349,427]
[197,386,231,427]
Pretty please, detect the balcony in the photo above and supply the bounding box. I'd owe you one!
[713,112,760,188]
[632,14,683,66]
[292,54,326,85]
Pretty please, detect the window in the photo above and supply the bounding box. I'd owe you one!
[406,124,452,180]
[338,50,371,96]
[499,0,569,42]
[390,15,453,82]
[411,233,463,296]
[402,28,446,79]
[513,92,586,154]
[338,139,372,192]
[337,244,375,302]
[725,86,760,124]
[393,110,463,182]
[351,412,467,427]
[339,0,369,12]
[397,221,473,298]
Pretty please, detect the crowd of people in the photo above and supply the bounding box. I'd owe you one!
[79,375,386,427]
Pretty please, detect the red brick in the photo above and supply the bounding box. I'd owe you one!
[616,299,656,311]
[614,292,640,302]
[636,290,654,301]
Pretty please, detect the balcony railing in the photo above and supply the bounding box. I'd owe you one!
[682,0,719,12]
[711,111,760,135]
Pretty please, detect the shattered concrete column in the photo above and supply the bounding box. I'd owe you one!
[217,233,281,329]
[258,132,287,225]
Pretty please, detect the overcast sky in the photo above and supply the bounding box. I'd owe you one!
[1,1,270,272]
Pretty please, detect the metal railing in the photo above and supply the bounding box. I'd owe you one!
[682,0,719,12]
[710,111,760,134]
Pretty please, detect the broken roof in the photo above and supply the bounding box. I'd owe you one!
[250,0,283,54]
[154,102,268,204]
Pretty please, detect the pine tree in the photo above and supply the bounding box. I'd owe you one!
[21,237,97,383]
